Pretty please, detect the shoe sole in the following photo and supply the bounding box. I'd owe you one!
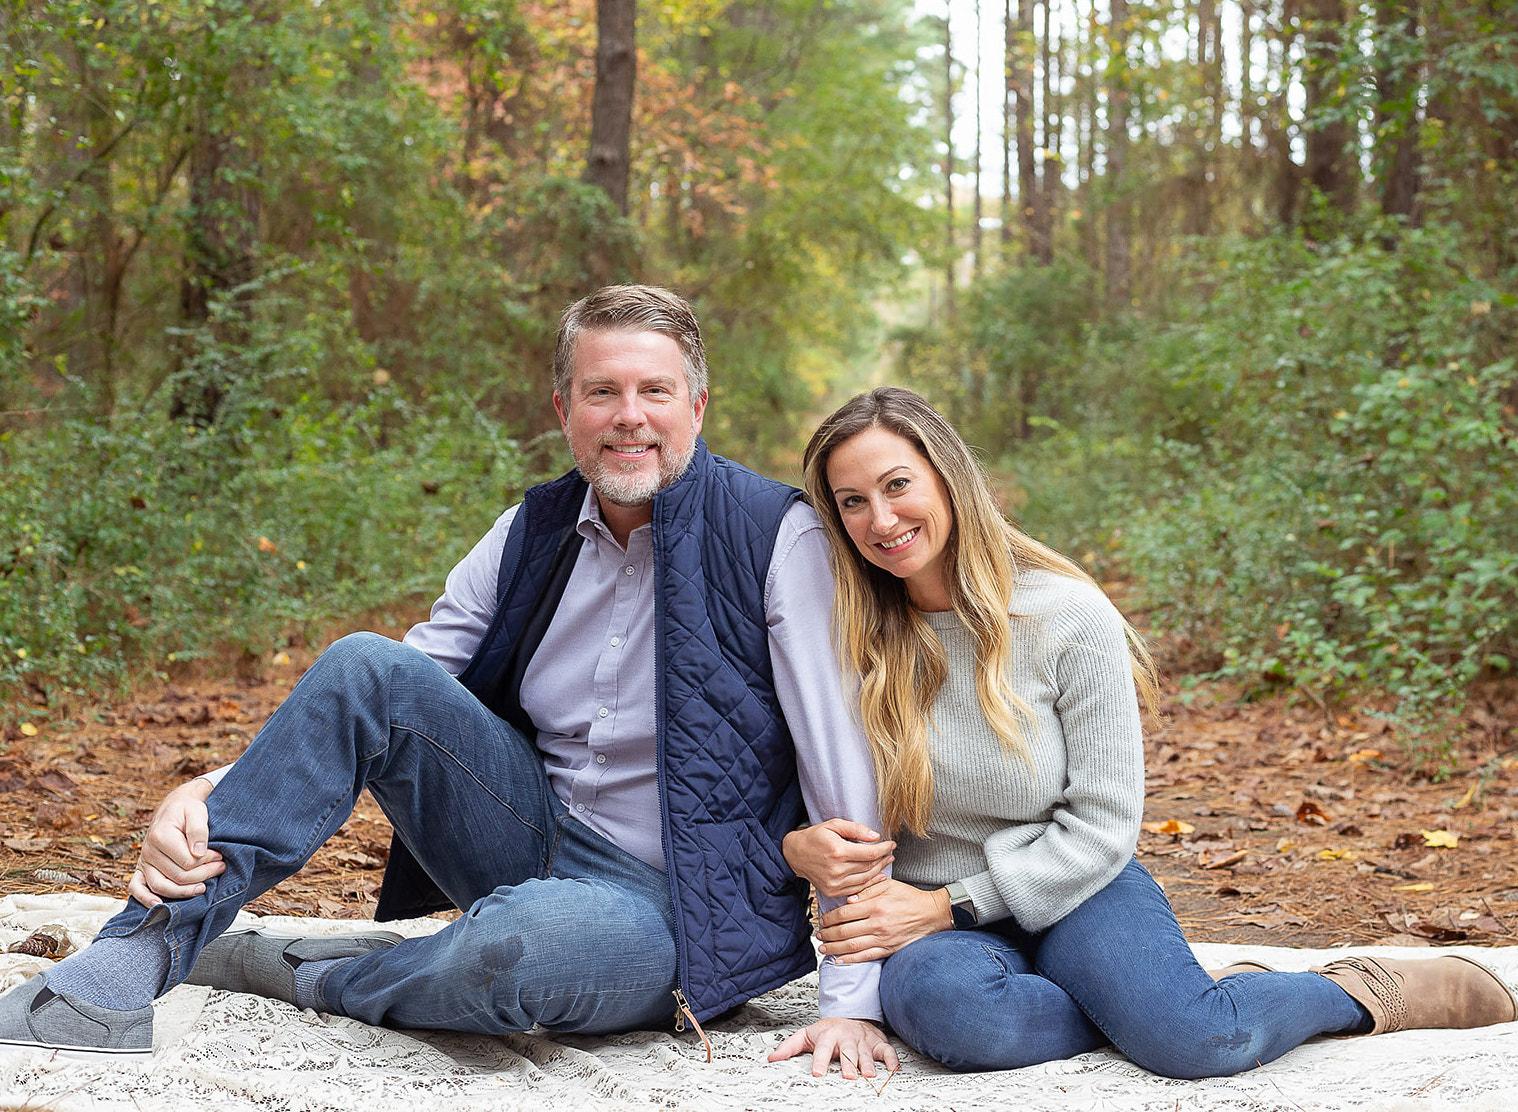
[0,1035,151,1060]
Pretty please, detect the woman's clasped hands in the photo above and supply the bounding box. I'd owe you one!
[817,877,952,963]
[783,817,953,963]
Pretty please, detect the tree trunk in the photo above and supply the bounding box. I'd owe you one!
[1302,0,1355,216]
[1265,0,1301,226]
[1104,0,1131,307]
[973,0,984,280]
[1079,0,1099,268]
[1002,0,1014,246]
[584,0,637,214]
[1017,0,1038,260]
[1374,0,1421,221]
[944,10,957,323]
[171,97,262,426]
[1036,0,1055,263]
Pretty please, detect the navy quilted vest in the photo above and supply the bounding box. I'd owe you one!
[447,441,812,1020]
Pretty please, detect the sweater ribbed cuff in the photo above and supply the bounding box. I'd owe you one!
[957,870,1013,928]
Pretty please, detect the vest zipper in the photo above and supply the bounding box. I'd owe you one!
[672,987,713,1062]
[651,501,698,1053]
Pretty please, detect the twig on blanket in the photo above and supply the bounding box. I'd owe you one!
[1408,1072,1448,1097]
[1261,1063,1306,1112]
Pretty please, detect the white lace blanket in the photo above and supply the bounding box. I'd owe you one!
[2,894,1515,1111]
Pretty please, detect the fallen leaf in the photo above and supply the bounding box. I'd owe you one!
[1142,819,1196,836]
[19,723,39,737]
[1347,748,1383,763]
[1421,829,1460,849]
[1451,782,1478,810]
[1392,882,1436,892]
[1317,847,1357,861]
[272,651,292,666]
[1295,800,1332,825]
[257,535,278,554]
[1276,838,1297,853]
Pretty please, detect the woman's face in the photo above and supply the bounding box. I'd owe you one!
[825,425,955,610]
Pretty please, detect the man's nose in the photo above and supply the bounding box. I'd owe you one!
[612,393,646,426]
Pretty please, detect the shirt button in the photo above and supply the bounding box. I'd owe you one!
[575,803,586,813]
[597,706,609,718]
[596,753,607,765]
[624,565,634,575]
[610,636,621,647]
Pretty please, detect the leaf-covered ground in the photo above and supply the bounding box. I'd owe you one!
[3,624,1516,949]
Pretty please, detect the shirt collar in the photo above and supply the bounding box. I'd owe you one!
[576,485,652,547]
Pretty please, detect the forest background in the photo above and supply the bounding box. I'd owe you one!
[1,0,1515,770]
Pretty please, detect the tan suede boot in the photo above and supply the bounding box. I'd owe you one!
[1208,960,1275,980]
[1311,955,1518,1034]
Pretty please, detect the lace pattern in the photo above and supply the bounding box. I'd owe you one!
[3,894,1516,1111]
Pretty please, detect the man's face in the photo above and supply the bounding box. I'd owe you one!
[553,328,708,507]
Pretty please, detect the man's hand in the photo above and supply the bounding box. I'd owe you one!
[767,1016,898,1079]
[818,877,951,963]
[781,819,894,899]
[128,777,225,907]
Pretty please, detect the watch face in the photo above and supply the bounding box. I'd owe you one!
[951,901,977,930]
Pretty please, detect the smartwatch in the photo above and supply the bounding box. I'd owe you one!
[945,880,978,929]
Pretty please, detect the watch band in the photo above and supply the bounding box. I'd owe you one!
[945,880,978,929]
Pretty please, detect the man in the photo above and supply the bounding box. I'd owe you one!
[0,286,895,1078]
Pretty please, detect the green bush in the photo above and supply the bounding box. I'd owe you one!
[951,222,1518,746]
[0,392,537,728]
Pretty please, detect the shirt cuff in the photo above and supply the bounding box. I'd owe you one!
[958,869,1013,927]
[817,955,882,1021]
[197,763,233,789]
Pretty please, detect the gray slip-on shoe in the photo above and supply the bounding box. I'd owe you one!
[0,975,152,1058]
[184,928,404,1003]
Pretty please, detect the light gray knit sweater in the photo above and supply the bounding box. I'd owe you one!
[890,568,1145,933]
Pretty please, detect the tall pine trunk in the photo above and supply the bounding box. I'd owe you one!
[1104,0,1131,306]
[1375,0,1421,220]
[584,0,637,214]
[1302,0,1355,217]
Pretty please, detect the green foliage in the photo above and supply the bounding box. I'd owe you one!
[944,222,1518,745]
[0,394,534,728]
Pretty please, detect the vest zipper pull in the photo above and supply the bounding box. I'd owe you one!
[672,988,713,1063]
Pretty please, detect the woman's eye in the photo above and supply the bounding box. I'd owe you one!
[887,477,909,492]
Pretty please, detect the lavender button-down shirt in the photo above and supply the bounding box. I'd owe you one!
[403,488,883,1020]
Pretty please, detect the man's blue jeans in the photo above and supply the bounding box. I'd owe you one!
[880,859,1369,1078]
[95,633,678,1035]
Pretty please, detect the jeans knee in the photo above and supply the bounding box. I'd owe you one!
[881,938,1036,1071]
[313,631,438,696]
[1118,1020,1267,1080]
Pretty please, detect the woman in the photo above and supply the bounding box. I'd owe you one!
[784,386,1515,1077]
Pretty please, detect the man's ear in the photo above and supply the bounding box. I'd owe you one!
[552,390,570,432]
[691,389,709,435]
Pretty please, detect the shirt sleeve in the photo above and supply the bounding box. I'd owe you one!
[967,585,1145,932]
[202,505,519,792]
[766,501,884,1022]
[401,503,519,676]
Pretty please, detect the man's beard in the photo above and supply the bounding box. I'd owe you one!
[576,433,697,507]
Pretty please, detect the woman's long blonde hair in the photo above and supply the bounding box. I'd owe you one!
[802,387,1160,836]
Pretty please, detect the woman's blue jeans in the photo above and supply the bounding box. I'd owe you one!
[880,859,1370,1078]
[94,633,678,1035]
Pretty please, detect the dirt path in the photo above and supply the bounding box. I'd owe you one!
[3,629,1516,949]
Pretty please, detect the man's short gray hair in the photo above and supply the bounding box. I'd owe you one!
[552,285,709,406]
